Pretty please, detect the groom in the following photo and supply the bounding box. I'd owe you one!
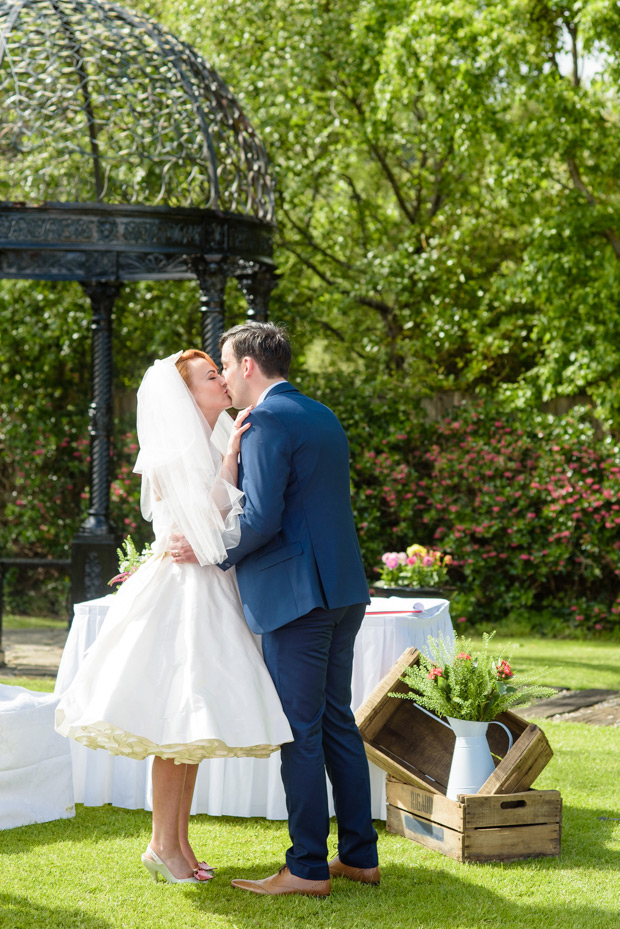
[173,321,378,896]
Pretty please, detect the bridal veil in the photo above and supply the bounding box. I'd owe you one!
[133,352,243,565]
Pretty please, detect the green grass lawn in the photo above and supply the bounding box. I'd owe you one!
[1,612,68,631]
[0,720,618,929]
[1,633,619,928]
[0,676,56,692]
[469,635,620,692]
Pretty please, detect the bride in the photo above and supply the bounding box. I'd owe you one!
[55,350,293,885]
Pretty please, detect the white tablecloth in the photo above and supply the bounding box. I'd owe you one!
[55,594,453,820]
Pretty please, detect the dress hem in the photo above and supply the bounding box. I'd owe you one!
[57,719,289,764]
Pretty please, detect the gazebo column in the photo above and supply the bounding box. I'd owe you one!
[190,256,228,365]
[236,260,279,321]
[71,280,121,606]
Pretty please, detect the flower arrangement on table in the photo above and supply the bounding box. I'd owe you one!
[108,536,153,587]
[376,544,452,589]
[390,632,555,721]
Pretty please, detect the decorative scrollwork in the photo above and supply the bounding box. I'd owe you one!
[0,0,275,221]
[0,247,118,280]
[118,253,192,278]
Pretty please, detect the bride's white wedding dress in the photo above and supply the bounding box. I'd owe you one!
[55,353,293,763]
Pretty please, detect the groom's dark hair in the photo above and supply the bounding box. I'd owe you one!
[220,322,291,378]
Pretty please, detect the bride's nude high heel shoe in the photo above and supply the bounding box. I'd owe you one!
[141,846,213,884]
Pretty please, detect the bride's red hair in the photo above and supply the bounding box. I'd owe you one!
[175,349,217,386]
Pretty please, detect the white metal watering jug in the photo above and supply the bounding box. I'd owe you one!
[416,705,513,800]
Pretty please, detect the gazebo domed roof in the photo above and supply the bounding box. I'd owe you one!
[0,0,274,222]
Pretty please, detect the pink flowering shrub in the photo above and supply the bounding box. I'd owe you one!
[3,353,620,638]
[0,410,148,616]
[1,407,90,614]
[348,399,620,638]
[422,406,620,636]
[109,430,144,540]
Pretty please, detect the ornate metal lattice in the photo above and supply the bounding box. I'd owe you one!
[0,0,275,221]
[0,0,279,608]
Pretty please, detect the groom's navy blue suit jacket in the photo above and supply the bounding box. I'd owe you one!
[219,382,369,634]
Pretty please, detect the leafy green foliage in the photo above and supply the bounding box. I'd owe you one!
[391,632,556,721]
[3,0,620,634]
[108,535,153,588]
[141,0,620,419]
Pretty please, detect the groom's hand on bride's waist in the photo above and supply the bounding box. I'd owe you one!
[170,532,198,564]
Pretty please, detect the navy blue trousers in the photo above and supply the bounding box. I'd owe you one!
[261,603,379,881]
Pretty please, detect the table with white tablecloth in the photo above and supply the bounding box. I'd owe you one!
[55,594,453,820]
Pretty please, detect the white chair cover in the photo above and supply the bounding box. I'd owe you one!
[0,684,75,830]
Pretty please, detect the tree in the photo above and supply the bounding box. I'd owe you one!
[4,0,620,623]
[142,0,620,419]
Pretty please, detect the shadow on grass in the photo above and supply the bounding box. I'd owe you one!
[2,805,618,929]
[0,892,112,929]
[7,800,615,871]
[181,809,620,929]
[186,864,618,929]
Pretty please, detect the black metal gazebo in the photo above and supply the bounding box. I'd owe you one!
[0,0,278,605]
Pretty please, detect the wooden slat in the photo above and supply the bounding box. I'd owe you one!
[364,742,444,793]
[464,823,561,862]
[386,801,562,863]
[480,724,553,795]
[372,701,455,786]
[354,647,421,738]
[386,778,465,830]
[462,790,562,828]
[386,804,464,861]
[387,777,562,831]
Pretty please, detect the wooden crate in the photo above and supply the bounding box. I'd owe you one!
[386,776,562,862]
[355,647,553,796]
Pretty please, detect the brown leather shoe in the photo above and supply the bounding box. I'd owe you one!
[231,865,330,897]
[328,855,380,885]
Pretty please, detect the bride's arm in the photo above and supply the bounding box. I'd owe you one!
[169,408,253,564]
[220,406,253,487]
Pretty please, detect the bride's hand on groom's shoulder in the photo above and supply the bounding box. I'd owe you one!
[227,406,254,457]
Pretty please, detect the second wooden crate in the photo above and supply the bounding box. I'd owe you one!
[386,776,562,862]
